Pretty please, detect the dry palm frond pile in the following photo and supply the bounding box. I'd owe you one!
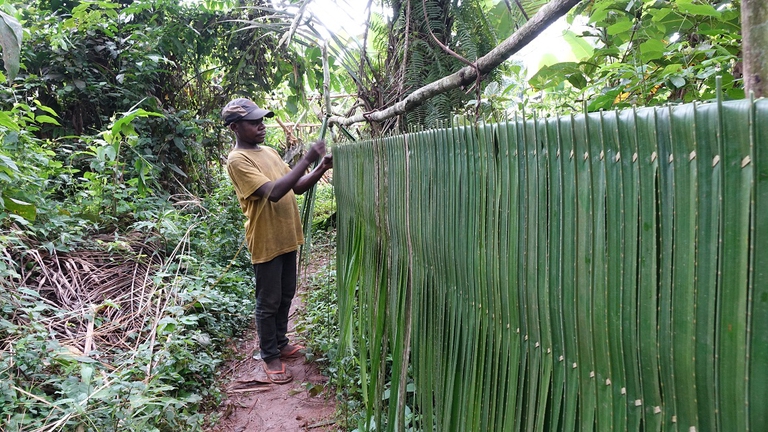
[4,232,175,365]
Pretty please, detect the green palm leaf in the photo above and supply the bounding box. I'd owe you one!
[335,93,764,432]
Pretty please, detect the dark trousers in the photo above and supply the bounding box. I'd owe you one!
[252,251,297,362]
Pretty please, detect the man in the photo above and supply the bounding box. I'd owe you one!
[222,97,333,384]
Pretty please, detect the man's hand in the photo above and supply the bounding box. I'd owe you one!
[292,149,333,195]
[252,140,329,201]
[306,140,327,162]
[319,153,333,171]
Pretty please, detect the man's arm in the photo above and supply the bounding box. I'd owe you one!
[251,140,326,202]
[293,154,333,195]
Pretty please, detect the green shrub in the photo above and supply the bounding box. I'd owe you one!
[296,182,336,232]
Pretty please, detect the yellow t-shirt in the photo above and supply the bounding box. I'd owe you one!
[226,147,304,264]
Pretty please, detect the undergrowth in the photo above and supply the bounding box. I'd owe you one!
[296,189,419,432]
[0,169,256,431]
[296,227,367,431]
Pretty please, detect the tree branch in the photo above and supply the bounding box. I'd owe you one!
[328,0,583,127]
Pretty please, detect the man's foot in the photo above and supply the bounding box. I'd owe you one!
[262,358,293,384]
[280,343,307,359]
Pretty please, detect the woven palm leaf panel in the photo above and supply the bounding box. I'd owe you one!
[333,99,768,431]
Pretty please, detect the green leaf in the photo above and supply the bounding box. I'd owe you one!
[669,76,686,88]
[307,68,316,90]
[528,62,582,90]
[485,81,500,96]
[639,39,666,62]
[654,10,694,32]
[0,11,21,82]
[306,46,321,63]
[0,154,18,172]
[607,18,633,36]
[168,163,187,177]
[726,87,745,100]
[562,30,594,60]
[157,317,178,335]
[0,110,19,131]
[3,195,36,222]
[35,115,61,125]
[488,1,516,37]
[675,0,720,17]
[81,364,94,385]
[173,136,186,151]
[588,89,621,111]
[98,144,117,161]
[589,8,610,24]
[567,73,588,89]
[649,8,673,23]
[33,100,59,117]
[661,63,684,76]
[160,219,179,234]
[179,315,199,325]
[110,108,164,140]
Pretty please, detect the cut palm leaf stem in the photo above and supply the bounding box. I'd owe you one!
[300,40,333,267]
[716,79,750,432]
[669,104,699,430]
[749,97,768,430]
[299,114,329,267]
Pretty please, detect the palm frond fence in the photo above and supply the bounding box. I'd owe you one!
[334,98,768,431]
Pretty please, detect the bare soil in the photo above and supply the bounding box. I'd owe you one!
[207,277,339,431]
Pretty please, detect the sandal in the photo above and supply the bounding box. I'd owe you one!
[262,361,293,384]
[280,344,306,359]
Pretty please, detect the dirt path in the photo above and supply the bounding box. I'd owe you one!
[207,283,338,431]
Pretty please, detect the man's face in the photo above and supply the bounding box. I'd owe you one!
[233,118,266,144]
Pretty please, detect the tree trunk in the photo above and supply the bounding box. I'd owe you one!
[329,0,582,127]
[742,0,768,97]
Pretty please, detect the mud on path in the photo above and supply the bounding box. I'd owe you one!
[207,271,339,432]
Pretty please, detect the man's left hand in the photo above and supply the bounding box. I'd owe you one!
[319,153,333,170]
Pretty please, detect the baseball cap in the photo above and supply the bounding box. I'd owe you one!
[221,98,275,126]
